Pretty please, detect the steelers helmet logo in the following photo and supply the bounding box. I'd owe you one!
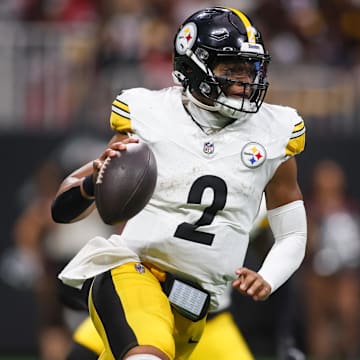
[175,22,197,55]
[241,142,266,168]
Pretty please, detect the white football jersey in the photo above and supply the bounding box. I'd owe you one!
[59,86,305,309]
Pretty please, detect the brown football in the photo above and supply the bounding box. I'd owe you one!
[95,142,157,225]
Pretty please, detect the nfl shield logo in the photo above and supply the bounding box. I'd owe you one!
[135,263,145,273]
[203,141,214,154]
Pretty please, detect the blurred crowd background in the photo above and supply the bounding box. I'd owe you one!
[1,0,360,359]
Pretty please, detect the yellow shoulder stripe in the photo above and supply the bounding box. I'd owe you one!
[286,120,306,156]
[292,120,305,135]
[110,98,132,133]
[113,99,129,113]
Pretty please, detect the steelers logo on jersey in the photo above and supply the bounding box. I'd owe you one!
[241,142,266,168]
[175,22,197,55]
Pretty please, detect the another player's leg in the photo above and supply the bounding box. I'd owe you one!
[66,316,101,360]
[189,311,254,360]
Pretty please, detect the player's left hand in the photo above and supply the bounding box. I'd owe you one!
[232,267,272,301]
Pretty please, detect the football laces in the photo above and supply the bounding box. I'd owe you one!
[96,156,112,185]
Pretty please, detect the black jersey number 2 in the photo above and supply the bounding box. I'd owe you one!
[174,175,227,246]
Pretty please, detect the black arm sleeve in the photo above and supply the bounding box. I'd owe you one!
[51,186,94,223]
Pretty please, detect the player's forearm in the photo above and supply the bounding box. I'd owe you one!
[257,200,307,293]
[51,162,96,223]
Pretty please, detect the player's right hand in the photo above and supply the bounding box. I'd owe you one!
[92,136,139,178]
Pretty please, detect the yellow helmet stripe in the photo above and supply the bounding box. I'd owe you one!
[227,7,256,43]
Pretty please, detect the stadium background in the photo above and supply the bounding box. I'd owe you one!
[0,0,360,359]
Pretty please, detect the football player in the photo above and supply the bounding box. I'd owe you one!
[52,6,307,360]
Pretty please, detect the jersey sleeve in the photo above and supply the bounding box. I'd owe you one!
[285,115,306,157]
[110,92,133,133]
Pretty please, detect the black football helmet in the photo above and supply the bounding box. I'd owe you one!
[173,7,271,119]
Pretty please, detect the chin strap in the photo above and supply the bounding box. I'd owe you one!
[216,95,255,119]
[186,87,252,122]
[185,100,231,131]
[185,87,218,112]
